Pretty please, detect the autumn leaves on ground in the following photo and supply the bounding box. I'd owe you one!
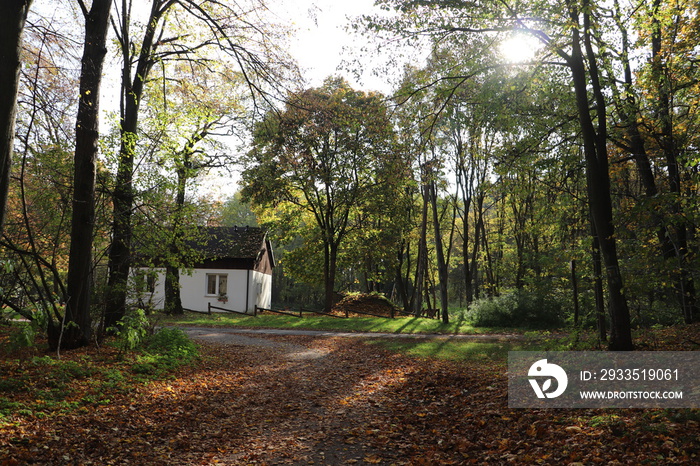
[1,325,699,465]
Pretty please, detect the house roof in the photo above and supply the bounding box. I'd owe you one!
[196,226,267,260]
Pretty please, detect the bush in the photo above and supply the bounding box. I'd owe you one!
[109,309,150,353]
[467,289,564,328]
[8,323,37,352]
[130,328,199,375]
[146,327,197,360]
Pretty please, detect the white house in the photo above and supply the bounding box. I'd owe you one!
[130,226,274,314]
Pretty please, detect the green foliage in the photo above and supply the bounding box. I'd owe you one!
[109,309,151,353]
[130,327,199,375]
[146,327,197,359]
[241,77,411,308]
[0,377,26,393]
[467,290,564,328]
[530,328,604,351]
[219,191,258,227]
[0,321,203,429]
[629,301,685,328]
[0,399,32,420]
[7,323,37,353]
[50,359,96,382]
[104,321,199,375]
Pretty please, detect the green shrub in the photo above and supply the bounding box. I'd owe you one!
[467,289,564,328]
[146,328,197,360]
[52,359,95,382]
[130,328,198,375]
[110,308,151,353]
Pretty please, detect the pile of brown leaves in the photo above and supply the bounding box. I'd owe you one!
[1,326,699,464]
[331,293,400,318]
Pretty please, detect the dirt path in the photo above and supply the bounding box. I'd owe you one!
[181,327,329,361]
[160,335,504,465]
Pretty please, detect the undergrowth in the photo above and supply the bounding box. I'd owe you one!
[0,317,199,427]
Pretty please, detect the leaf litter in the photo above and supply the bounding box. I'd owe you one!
[0,328,698,465]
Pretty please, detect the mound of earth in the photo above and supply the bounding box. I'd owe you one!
[331,293,400,317]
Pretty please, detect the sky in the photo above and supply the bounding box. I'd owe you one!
[27,1,535,200]
[275,0,396,93]
[204,0,402,198]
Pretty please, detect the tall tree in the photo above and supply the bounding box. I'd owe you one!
[104,0,293,330]
[528,0,632,349]
[147,83,242,314]
[603,0,697,323]
[48,0,113,350]
[0,0,33,234]
[1,11,83,332]
[105,0,168,331]
[242,77,401,312]
[367,0,634,349]
[647,0,696,323]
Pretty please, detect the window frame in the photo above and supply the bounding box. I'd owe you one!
[205,273,228,297]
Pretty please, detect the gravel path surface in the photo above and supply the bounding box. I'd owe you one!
[179,327,329,360]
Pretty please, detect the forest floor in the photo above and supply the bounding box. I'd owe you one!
[1,323,699,465]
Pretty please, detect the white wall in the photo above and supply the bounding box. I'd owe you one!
[128,268,166,310]
[181,268,252,314]
[129,267,270,315]
[253,270,272,310]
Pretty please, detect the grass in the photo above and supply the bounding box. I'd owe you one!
[366,338,545,362]
[160,311,517,335]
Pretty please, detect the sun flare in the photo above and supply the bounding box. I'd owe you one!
[499,34,541,64]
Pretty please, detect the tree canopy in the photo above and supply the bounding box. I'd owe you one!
[241,77,410,312]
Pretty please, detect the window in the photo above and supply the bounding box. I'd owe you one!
[146,274,156,293]
[206,273,228,296]
[134,270,156,293]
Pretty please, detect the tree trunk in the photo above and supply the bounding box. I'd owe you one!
[105,0,163,331]
[395,240,411,313]
[571,259,580,326]
[323,241,339,313]
[104,148,134,330]
[412,182,430,315]
[591,231,607,342]
[650,0,696,323]
[164,165,189,315]
[0,0,32,234]
[462,198,473,305]
[57,0,113,351]
[566,1,632,350]
[164,265,183,314]
[429,180,449,323]
[469,193,485,301]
